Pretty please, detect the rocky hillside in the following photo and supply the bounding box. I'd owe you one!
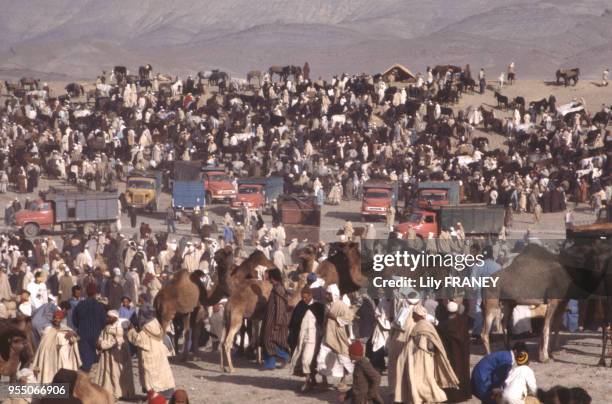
[0,0,610,79]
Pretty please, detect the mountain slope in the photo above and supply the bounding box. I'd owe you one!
[0,0,610,79]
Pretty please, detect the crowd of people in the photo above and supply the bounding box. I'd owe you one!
[0,59,609,404]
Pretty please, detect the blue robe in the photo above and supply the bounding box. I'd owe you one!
[471,350,513,404]
[72,298,107,371]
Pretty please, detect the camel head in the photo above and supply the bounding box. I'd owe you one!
[214,245,234,267]
[298,244,317,260]
[9,336,26,355]
[0,328,27,362]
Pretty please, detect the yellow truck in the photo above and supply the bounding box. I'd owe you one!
[124,171,162,211]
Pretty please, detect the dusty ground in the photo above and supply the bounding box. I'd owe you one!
[126,330,612,404]
[0,77,610,402]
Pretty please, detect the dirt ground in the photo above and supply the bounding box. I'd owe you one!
[0,77,610,403]
[124,330,611,404]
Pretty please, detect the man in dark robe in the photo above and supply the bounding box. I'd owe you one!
[105,276,124,309]
[261,268,290,370]
[72,282,106,371]
[303,62,310,81]
[436,301,472,402]
[288,287,325,391]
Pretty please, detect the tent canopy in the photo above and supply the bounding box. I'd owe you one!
[381,64,416,82]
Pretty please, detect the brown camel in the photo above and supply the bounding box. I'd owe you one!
[301,242,367,295]
[154,265,226,360]
[481,245,571,362]
[154,248,265,359]
[45,369,113,404]
[0,326,27,382]
[484,240,612,364]
[215,248,307,372]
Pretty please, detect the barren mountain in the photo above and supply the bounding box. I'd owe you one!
[0,0,610,80]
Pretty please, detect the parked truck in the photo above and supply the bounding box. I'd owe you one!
[415,181,461,208]
[361,180,398,221]
[279,195,321,243]
[202,166,236,204]
[14,186,119,237]
[172,161,206,210]
[566,204,612,239]
[230,177,284,212]
[124,170,162,211]
[394,204,505,239]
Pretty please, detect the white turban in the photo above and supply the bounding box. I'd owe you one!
[107,310,119,319]
[326,283,340,300]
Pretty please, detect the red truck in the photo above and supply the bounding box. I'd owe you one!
[202,167,236,204]
[394,204,505,239]
[415,181,460,208]
[361,180,398,221]
[14,187,119,237]
[230,177,284,211]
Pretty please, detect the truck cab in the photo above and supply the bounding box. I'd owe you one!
[232,184,265,210]
[361,180,398,221]
[125,171,161,211]
[394,209,438,239]
[203,170,236,204]
[416,189,450,208]
[361,187,392,219]
[415,181,460,208]
[14,200,55,235]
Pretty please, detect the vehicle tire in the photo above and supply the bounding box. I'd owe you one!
[205,192,212,205]
[23,223,40,238]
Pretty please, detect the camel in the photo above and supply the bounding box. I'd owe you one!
[0,323,28,382]
[154,266,226,360]
[49,369,114,404]
[153,248,265,359]
[215,248,307,372]
[481,241,612,363]
[481,244,569,362]
[301,242,368,295]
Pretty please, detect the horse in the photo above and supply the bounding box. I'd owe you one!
[288,65,302,80]
[432,65,462,79]
[246,70,262,86]
[512,96,525,112]
[65,83,85,97]
[507,72,515,85]
[460,76,476,93]
[138,64,153,80]
[480,107,504,133]
[268,65,289,81]
[19,77,39,91]
[208,70,229,86]
[112,66,127,84]
[556,68,580,86]
[529,98,549,113]
[494,91,509,110]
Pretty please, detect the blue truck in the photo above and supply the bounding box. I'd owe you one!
[171,161,206,210]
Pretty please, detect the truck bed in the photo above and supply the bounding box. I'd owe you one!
[46,188,119,223]
[439,205,505,235]
[172,180,206,209]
